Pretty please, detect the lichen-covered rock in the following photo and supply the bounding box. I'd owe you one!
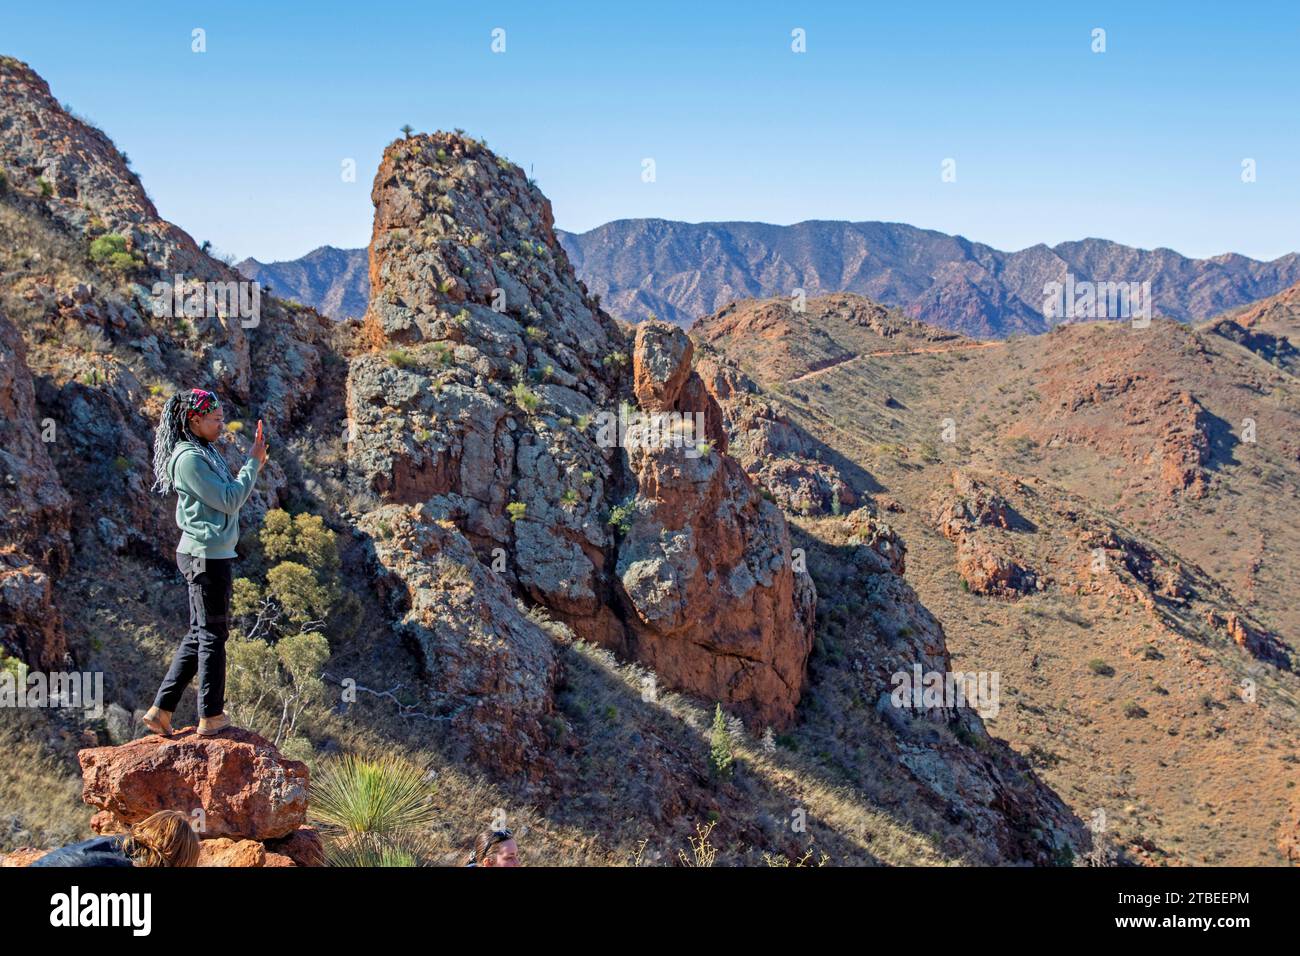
[633,320,694,411]
[361,503,559,776]
[346,133,817,735]
[843,507,906,576]
[618,322,816,728]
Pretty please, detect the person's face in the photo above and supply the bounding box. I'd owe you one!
[188,404,224,442]
[483,838,519,867]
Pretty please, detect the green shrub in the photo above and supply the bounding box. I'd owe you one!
[511,381,540,412]
[311,753,438,837]
[266,562,332,625]
[506,502,527,522]
[261,510,340,576]
[88,233,144,275]
[1087,658,1114,677]
[387,349,414,368]
[709,704,734,779]
[607,496,637,535]
[226,629,328,748]
[89,233,128,261]
[37,176,53,198]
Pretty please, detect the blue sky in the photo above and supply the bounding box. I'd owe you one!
[6,1,1298,262]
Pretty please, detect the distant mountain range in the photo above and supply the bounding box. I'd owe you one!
[239,221,1300,337]
[236,246,369,320]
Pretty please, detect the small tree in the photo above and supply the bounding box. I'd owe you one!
[400,124,414,139]
[709,703,734,779]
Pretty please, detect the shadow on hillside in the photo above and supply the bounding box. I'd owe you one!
[785,520,1089,866]
[1202,407,1241,473]
[538,644,905,866]
[1002,501,1038,534]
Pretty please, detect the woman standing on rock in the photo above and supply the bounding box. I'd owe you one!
[141,388,266,737]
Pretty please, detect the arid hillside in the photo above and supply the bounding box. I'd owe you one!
[696,293,1300,865]
[1,56,1084,867]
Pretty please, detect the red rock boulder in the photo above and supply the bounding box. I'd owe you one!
[78,727,309,841]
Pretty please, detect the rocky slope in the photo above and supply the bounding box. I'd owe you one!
[0,55,336,675]
[1201,280,1300,376]
[696,292,1300,864]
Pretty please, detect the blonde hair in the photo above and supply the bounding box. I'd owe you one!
[121,810,201,868]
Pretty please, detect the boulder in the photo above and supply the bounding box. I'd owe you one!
[78,727,309,841]
[199,838,267,867]
[265,825,326,867]
[633,321,694,411]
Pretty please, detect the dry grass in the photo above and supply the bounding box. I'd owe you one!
[0,711,92,853]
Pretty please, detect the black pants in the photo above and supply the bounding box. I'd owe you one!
[154,552,233,719]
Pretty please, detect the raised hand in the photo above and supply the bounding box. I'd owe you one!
[251,419,268,465]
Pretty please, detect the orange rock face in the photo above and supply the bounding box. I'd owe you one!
[619,322,816,728]
[78,727,310,841]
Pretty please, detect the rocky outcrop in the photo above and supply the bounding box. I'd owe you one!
[0,306,71,668]
[79,727,310,841]
[931,471,1039,597]
[346,132,816,737]
[361,503,559,775]
[618,322,817,727]
[843,506,906,576]
[1205,611,1291,671]
[691,347,854,516]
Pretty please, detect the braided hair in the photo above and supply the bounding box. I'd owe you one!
[151,388,234,495]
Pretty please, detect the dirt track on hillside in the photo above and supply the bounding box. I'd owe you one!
[788,340,1005,383]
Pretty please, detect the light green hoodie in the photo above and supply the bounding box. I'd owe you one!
[166,440,262,558]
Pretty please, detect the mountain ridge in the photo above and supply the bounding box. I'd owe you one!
[240,220,1300,337]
